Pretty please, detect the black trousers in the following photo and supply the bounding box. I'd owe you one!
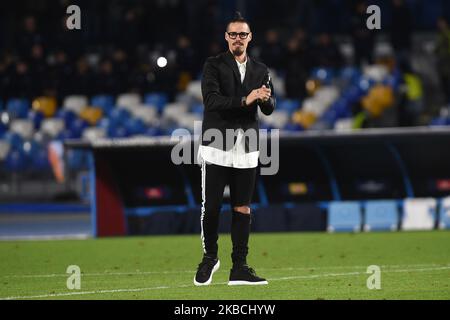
[200,160,256,266]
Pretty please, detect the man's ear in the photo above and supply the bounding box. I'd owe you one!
[224,32,228,41]
[248,32,252,42]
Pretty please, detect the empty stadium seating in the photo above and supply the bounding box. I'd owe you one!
[6,98,30,119]
[327,201,362,232]
[363,200,399,231]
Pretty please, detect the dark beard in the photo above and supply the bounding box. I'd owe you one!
[232,47,244,56]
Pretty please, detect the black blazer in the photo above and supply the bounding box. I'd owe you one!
[200,50,276,152]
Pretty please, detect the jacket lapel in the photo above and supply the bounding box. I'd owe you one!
[242,57,254,92]
[223,50,242,85]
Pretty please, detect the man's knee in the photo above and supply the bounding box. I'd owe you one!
[233,205,251,214]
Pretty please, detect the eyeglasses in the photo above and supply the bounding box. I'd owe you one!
[227,32,250,39]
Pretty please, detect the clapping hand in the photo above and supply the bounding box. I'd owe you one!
[246,85,271,105]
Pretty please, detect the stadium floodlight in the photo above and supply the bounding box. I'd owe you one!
[157,56,168,68]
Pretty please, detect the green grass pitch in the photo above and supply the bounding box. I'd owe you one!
[0,231,449,300]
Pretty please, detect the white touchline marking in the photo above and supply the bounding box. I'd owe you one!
[1,266,449,300]
[4,263,449,279]
[0,234,90,241]
[6,270,197,278]
[267,266,450,282]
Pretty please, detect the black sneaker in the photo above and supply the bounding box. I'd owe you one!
[193,256,220,286]
[228,264,268,286]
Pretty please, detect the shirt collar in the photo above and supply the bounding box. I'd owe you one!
[235,55,247,67]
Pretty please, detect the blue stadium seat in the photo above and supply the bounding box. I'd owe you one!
[5,149,28,172]
[56,129,77,140]
[190,103,204,115]
[277,99,300,114]
[124,118,146,136]
[332,99,353,119]
[340,66,361,84]
[342,85,365,104]
[429,117,450,126]
[6,98,30,119]
[438,197,450,230]
[107,126,129,138]
[327,201,362,232]
[364,200,399,231]
[108,108,131,126]
[22,139,41,160]
[259,122,274,131]
[69,118,90,138]
[3,132,24,151]
[27,110,45,130]
[31,147,51,171]
[66,149,88,171]
[145,127,163,137]
[144,93,168,114]
[56,109,77,128]
[311,67,334,84]
[91,95,115,114]
[97,118,111,130]
[97,118,125,138]
[356,76,375,95]
[318,109,338,126]
[283,123,304,132]
[0,121,7,138]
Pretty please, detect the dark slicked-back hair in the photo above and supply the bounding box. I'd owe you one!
[226,11,251,32]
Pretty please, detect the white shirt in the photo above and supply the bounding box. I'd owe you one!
[198,56,259,168]
[236,58,247,83]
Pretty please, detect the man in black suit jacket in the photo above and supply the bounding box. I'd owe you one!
[194,12,275,286]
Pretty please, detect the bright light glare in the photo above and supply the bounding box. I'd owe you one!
[157,57,167,68]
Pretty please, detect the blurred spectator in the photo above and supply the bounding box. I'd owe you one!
[16,16,43,56]
[0,0,447,111]
[0,52,14,99]
[69,56,93,96]
[117,6,141,51]
[284,30,311,99]
[398,62,424,126]
[436,17,450,104]
[207,42,222,60]
[260,29,284,72]
[52,16,83,59]
[311,32,343,69]
[48,49,73,100]
[389,0,413,67]
[28,44,47,94]
[95,59,120,95]
[9,60,34,98]
[175,35,197,77]
[112,48,130,88]
[350,1,375,65]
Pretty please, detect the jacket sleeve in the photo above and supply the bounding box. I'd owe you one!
[201,58,242,111]
[258,69,276,116]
